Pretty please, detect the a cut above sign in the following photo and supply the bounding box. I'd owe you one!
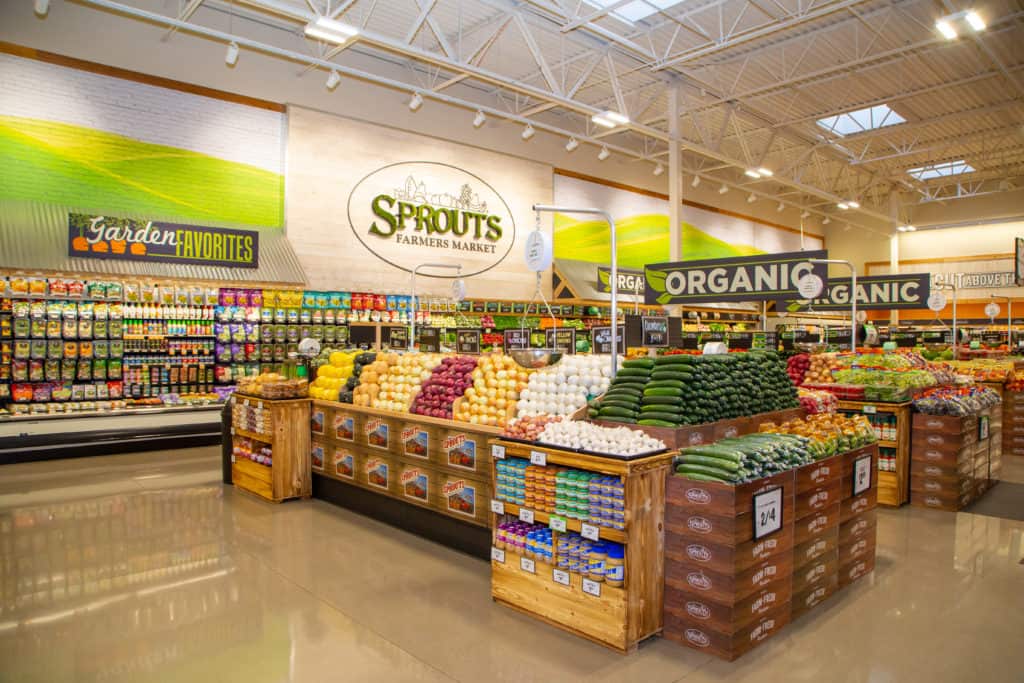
[347,161,516,277]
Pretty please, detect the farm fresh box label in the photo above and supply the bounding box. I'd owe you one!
[68,213,259,268]
[347,162,516,276]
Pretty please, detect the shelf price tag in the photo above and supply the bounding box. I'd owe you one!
[862,405,877,415]
[552,569,570,586]
[529,450,547,466]
[581,523,600,541]
[520,556,535,574]
[582,578,602,597]
[853,454,873,496]
[519,508,535,524]
[753,487,784,540]
[549,517,567,533]
[491,444,506,460]
[491,547,505,563]
[490,500,505,515]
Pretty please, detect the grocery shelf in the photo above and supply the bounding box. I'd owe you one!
[838,400,910,507]
[495,500,627,543]
[231,427,273,444]
[878,439,898,448]
[123,334,215,340]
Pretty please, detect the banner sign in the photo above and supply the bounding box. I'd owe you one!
[68,213,259,268]
[597,266,645,294]
[778,274,931,312]
[933,272,1017,290]
[644,250,828,305]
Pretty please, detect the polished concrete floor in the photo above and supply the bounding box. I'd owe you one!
[1,448,1022,683]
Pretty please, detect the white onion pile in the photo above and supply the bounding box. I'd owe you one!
[515,355,612,417]
[537,419,665,456]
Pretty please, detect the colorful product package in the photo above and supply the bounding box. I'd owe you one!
[87,281,106,300]
[108,360,122,380]
[159,286,174,305]
[94,320,108,338]
[106,282,124,301]
[47,340,63,358]
[93,359,108,380]
[49,279,69,297]
[51,382,72,401]
[12,360,28,381]
[124,283,140,302]
[28,278,48,296]
[62,359,77,381]
[235,289,250,307]
[30,340,46,359]
[140,284,156,303]
[45,359,61,381]
[46,319,62,338]
[109,340,123,358]
[29,360,44,382]
[323,309,336,325]
[14,341,30,360]
[108,381,124,398]
[93,341,108,358]
[260,307,274,324]
[12,383,33,402]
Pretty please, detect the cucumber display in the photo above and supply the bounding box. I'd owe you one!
[622,358,655,369]
[673,432,814,484]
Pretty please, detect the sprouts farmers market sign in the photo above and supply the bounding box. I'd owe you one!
[778,274,932,312]
[67,213,258,268]
[347,162,516,277]
[644,250,828,305]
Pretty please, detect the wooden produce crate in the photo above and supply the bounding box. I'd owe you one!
[489,439,673,654]
[838,401,910,507]
[230,395,312,503]
[663,470,795,661]
[312,400,502,527]
[836,444,879,589]
[1002,390,1024,456]
[910,409,995,512]
[586,407,805,450]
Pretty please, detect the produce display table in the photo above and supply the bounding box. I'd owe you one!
[488,439,673,654]
[837,401,910,507]
[229,395,311,503]
[309,400,499,556]
[663,444,878,661]
[910,407,1000,511]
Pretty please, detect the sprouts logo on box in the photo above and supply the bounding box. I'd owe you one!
[347,162,516,276]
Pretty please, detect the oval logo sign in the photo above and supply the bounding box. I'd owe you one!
[685,602,711,620]
[685,629,711,648]
[685,488,711,504]
[347,162,516,277]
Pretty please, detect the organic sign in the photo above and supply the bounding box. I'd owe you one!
[597,266,645,294]
[778,274,931,312]
[68,213,258,268]
[347,161,516,276]
[645,250,828,305]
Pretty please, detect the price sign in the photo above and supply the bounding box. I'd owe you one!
[591,326,625,354]
[471,301,486,313]
[520,556,536,574]
[530,450,547,466]
[491,444,506,460]
[979,415,990,440]
[456,328,481,354]
[728,332,753,350]
[680,331,700,350]
[797,273,824,299]
[386,326,409,350]
[581,523,600,541]
[504,329,529,350]
[753,487,783,540]
[862,405,877,415]
[853,455,872,496]
[417,327,441,353]
[491,547,505,563]
[490,500,505,515]
[499,302,514,314]
[518,508,535,524]
[641,316,669,347]
[549,517,567,533]
[553,569,570,586]
[545,328,576,354]
[927,291,947,312]
[582,578,602,597]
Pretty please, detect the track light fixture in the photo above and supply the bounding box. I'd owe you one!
[801,210,811,219]
[758,168,773,177]
[653,163,664,176]
[565,137,579,152]
[837,202,849,210]
[897,225,917,232]
[777,202,785,213]
[822,216,832,225]
[691,175,701,188]
[847,200,860,209]
[591,111,629,129]
[326,70,341,91]
[597,146,610,161]
[304,17,359,44]
[473,110,486,128]
[34,0,49,16]
[745,169,761,179]
[719,184,729,195]
[747,193,757,203]
[521,124,535,141]
[936,10,985,39]
[225,42,239,66]
[408,92,423,111]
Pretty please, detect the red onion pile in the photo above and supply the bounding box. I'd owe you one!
[410,356,478,419]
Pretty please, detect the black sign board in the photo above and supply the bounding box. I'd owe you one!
[728,332,753,349]
[499,302,513,313]
[981,332,1007,345]
[641,316,670,347]
[893,332,919,348]
[471,301,486,313]
[545,328,576,354]
[503,329,529,350]
[591,326,625,354]
[777,273,932,312]
[485,302,499,313]
[456,328,481,354]
[386,326,409,350]
[512,302,525,314]
[825,329,852,347]
[680,332,700,350]
[458,301,472,312]
[417,327,441,353]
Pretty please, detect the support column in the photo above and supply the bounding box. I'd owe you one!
[889,191,901,327]
[668,82,682,319]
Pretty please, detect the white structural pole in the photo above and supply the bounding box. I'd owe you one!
[811,259,857,352]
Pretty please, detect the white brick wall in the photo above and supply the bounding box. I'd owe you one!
[0,54,283,174]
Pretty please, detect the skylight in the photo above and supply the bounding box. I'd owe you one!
[583,0,678,24]
[907,160,976,181]
[816,104,906,137]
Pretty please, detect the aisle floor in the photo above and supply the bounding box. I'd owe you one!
[1,449,1022,683]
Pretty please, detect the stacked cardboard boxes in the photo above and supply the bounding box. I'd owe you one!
[838,445,879,588]
[790,454,842,619]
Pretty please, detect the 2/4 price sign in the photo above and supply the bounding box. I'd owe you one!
[753,487,784,540]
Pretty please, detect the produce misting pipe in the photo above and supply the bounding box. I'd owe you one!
[410,263,462,353]
[991,294,1012,347]
[809,259,856,352]
[532,205,618,375]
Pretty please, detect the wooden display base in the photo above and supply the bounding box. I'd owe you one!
[838,401,910,506]
[229,395,311,503]
[489,439,673,654]
[910,408,999,511]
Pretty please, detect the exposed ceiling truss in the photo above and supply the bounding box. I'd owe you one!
[68,0,1024,231]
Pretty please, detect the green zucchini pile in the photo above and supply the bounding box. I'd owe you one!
[674,433,815,483]
[587,351,799,427]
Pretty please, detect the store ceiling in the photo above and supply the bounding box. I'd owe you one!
[73,0,1024,229]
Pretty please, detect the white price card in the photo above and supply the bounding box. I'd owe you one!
[230,454,236,463]
[582,578,602,597]
[520,556,536,574]
[753,487,784,540]
[552,569,570,586]
[581,523,600,541]
[853,454,873,496]
[491,547,505,563]
[862,405,877,415]
[230,427,235,435]
[243,399,250,407]
[549,517,567,533]
[490,500,505,515]
[492,444,506,460]
[519,508,535,524]
[530,450,547,466]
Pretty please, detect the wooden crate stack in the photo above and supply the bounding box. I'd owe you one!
[790,454,843,619]
[1003,389,1024,456]
[230,395,312,503]
[838,445,879,588]
[910,409,995,512]
[663,472,795,661]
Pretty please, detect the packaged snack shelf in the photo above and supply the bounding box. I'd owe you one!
[229,394,311,503]
[837,400,910,507]
[489,438,673,653]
